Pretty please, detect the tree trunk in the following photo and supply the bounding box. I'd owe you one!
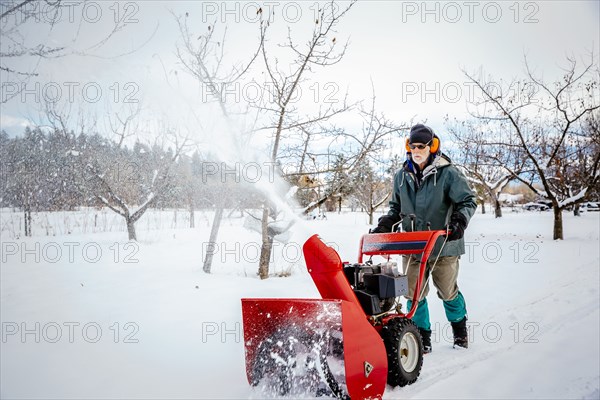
[552,206,563,240]
[494,199,502,218]
[203,207,224,274]
[573,204,581,216]
[24,207,31,237]
[259,235,274,280]
[368,209,374,225]
[189,201,195,228]
[126,218,137,241]
[258,205,273,279]
[480,200,486,214]
[338,196,342,213]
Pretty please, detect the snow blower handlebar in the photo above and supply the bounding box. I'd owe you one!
[358,230,447,319]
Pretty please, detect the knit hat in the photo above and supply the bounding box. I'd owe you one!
[409,124,435,144]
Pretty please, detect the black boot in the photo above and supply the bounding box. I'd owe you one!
[418,328,432,354]
[451,317,468,349]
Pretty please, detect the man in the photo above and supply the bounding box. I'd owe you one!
[371,124,477,352]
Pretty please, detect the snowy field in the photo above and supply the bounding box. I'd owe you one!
[0,207,204,239]
[1,208,599,399]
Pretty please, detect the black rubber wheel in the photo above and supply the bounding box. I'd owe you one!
[380,318,423,387]
[250,326,348,398]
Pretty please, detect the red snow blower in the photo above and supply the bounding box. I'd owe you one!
[241,229,447,399]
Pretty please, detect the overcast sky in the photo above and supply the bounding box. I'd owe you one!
[1,0,598,149]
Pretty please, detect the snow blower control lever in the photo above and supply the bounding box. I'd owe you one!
[241,229,447,399]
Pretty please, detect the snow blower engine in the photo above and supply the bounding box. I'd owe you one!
[241,229,447,399]
[342,258,408,316]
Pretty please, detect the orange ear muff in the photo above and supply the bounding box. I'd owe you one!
[430,137,440,153]
[405,138,411,152]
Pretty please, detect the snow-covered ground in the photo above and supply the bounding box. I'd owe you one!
[0,207,202,239]
[1,209,599,399]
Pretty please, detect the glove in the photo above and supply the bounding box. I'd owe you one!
[370,215,397,234]
[446,212,468,241]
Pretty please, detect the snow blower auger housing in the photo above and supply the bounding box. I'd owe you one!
[241,229,446,399]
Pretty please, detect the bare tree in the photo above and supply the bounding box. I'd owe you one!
[173,10,263,273]
[302,92,408,216]
[41,98,192,241]
[7,127,45,236]
[252,1,357,279]
[447,119,524,217]
[464,53,599,239]
[350,161,389,224]
[81,127,191,241]
[1,0,149,103]
[572,109,600,214]
[108,103,142,148]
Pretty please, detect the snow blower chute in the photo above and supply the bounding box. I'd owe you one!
[241,229,447,399]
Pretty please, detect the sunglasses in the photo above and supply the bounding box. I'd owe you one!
[408,142,430,150]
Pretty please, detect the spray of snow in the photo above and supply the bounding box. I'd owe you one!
[191,108,317,245]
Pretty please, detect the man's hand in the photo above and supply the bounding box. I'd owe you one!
[370,215,397,234]
[446,212,468,241]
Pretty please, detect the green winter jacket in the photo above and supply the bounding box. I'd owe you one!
[386,153,477,257]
